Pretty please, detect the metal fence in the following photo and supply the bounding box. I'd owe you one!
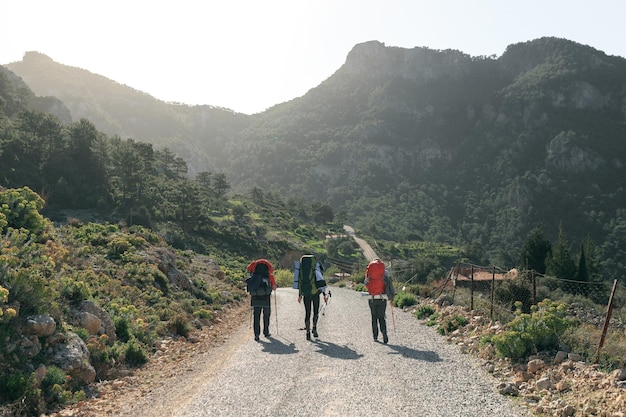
[431,262,626,365]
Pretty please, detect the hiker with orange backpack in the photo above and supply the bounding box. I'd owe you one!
[364,258,395,344]
[246,259,277,341]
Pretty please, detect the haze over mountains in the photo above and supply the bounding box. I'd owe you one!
[5,37,626,275]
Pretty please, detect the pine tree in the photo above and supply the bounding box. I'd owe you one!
[519,224,551,274]
[546,224,577,282]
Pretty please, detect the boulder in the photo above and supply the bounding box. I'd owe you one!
[48,331,96,384]
[80,300,116,343]
[24,314,56,337]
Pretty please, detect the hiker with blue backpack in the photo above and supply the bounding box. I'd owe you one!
[365,258,395,344]
[245,259,277,341]
[294,254,328,340]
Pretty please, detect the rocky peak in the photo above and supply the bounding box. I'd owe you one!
[341,40,472,81]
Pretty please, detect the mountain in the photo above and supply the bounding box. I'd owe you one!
[4,51,250,177]
[5,38,626,275]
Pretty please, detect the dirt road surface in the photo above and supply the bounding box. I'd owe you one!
[92,287,528,417]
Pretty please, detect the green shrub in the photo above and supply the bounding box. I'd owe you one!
[114,316,131,342]
[0,187,46,236]
[169,314,190,338]
[60,277,92,303]
[491,299,572,359]
[193,308,214,320]
[415,304,436,319]
[124,338,148,366]
[426,312,440,326]
[437,315,469,335]
[0,370,33,402]
[394,292,417,308]
[74,327,89,341]
[274,269,293,288]
[354,283,366,292]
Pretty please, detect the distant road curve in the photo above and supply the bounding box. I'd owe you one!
[343,225,378,262]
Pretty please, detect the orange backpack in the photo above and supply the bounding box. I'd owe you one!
[366,259,385,295]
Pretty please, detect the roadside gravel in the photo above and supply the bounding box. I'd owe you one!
[171,287,529,417]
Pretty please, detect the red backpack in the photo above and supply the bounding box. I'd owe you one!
[366,259,385,295]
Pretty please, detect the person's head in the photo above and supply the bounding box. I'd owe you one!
[254,262,270,277]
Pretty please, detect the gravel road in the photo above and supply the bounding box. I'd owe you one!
[172,287,529,417]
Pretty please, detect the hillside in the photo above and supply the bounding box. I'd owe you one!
[5,37,626,278]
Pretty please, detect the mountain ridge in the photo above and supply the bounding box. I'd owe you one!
[5,37,626,274]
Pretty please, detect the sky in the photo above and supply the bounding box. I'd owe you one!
[3,0,625,115]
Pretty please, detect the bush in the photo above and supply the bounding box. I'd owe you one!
[491,299,572,359]
[274,269,293,288]
[415,304,436,319]
[114,316,131,342]
[437,315,469,335]
[0,370,33,402]
[354,283,366,292]
[124,338,148,366]
[394,292,417,308]
[169,314,190,338]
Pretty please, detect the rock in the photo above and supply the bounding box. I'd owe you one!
[558,404,575,417]
[79,311,102,335]
[514,371,533,383]
[528,358,545,374]
[555,380,570,392]
[612,368,626,382]
[48,331,96,384]
[19,335,42,358]
[497,382,519,396]
[554,350,568,363]
[536,377,554,391]
[24,314,56,336]
[80,301,116,343]
[567,352,582,362]
[34,364,47,386]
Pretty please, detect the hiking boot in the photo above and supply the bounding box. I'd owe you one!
[306,331,311,340]
[312,327,318,338]
[264,333,271,338]
[254,336,260,341]
[383,333,388,344]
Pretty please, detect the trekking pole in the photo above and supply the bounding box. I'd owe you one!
[249,306,253,329]
[274,290,278,335]
[390,300,396,331]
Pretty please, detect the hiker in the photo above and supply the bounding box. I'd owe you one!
[296,254,328,340]
[365,258,395,344]
[246,259,277,341]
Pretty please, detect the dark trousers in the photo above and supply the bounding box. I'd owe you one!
[252,296,271,337]
[368,299,387,339]
[303,293,320,330]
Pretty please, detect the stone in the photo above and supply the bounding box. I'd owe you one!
[48,331,96,384]
[528,358,545,374]
[24,314,56,337]
[79,311,102,335]
[536,377,554,391]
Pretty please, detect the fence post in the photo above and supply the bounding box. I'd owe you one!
[530,269,537,306]
[595,279,618,364]
[490,266,495,320]
[470,265,474,311]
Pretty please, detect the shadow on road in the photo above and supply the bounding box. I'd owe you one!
[312,340,364,360]
[384,344,442,362]
[260,337,299,355]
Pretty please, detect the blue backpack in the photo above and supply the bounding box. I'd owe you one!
[246,273,272,296]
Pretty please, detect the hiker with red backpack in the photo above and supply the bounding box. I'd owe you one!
[365,258,395,344]
[246,259,277,341]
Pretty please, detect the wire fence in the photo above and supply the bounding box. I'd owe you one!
[430,262,626,365]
